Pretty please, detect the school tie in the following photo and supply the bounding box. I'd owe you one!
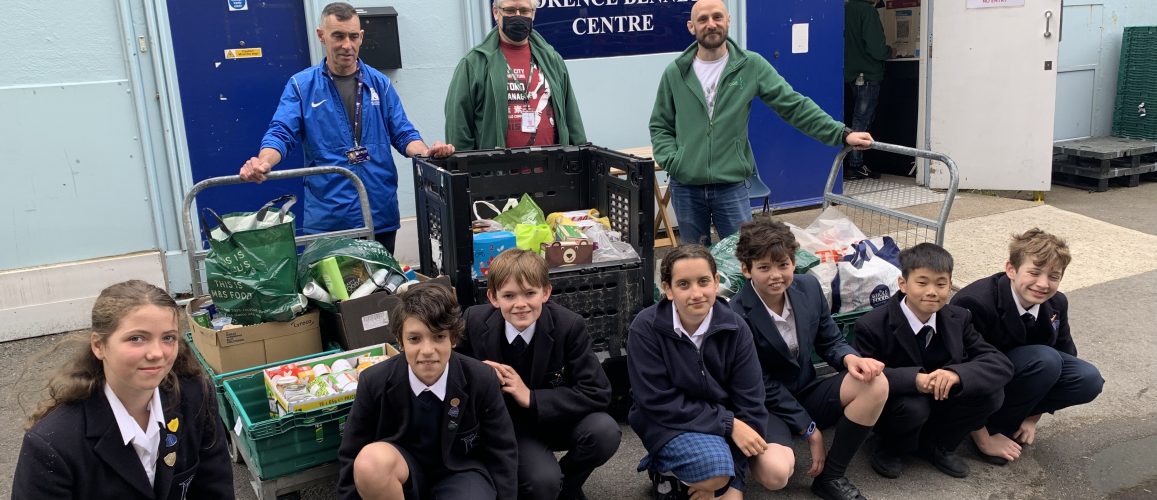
[418,390,439,407]
[1021,313,1037,333]
[916,325,934,349]
[511,335,528,355]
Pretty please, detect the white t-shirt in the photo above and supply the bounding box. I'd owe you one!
[692,52,730,119]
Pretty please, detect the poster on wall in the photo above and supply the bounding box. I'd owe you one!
[526,0,698,59]
[966,0,1025,8]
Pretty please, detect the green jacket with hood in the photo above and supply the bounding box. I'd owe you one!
[650,38,846,186]
[445,28,586,150]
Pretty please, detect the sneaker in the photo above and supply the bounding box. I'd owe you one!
[854,165,881,179]
[870,447,904,479]
[649,471,689,500]
[919,444,970,478]
[811,476,868,500]
[844,168,868,181]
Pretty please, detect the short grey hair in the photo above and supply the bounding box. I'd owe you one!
[321,2,357,24]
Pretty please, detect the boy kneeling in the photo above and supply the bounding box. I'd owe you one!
[337,284,517,500]
[457,249,622,500]
[853,243,1013,479]
[953,229,1103,464]
[729,219,888,500]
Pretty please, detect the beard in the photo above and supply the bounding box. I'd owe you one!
[696,28,727,49]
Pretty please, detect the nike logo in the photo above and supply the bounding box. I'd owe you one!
[311,100,326,108]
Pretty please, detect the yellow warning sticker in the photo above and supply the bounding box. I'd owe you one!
[224,48,263,59]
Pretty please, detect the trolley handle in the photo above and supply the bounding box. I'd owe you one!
[181,166,374,297]
[825,142,961,197]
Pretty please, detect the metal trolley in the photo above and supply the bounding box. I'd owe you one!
[181,166,373,499]
[822,142,961,248]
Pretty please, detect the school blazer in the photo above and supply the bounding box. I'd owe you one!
[12,376,234,500]
[729,274,858,435]
[951,272,1077,356]
[336,353,518,500]
[852,293,1013,398]
[457,302,612,427]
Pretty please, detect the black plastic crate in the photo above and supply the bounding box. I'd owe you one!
[413,145,655,354]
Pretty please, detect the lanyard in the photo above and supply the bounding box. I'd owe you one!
[505,62,540,103]
[328,71,365,148]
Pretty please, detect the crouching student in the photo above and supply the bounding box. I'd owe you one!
[628,245,779,500]
[729,219,888,500]
[952,229,1103,464]
[457,249,622,500]
[853,243,1013,479]
[337,283,517,500]
[13,280,234,500]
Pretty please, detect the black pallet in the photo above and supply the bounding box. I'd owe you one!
[1052,137,1157,191]
[413,145,656,355]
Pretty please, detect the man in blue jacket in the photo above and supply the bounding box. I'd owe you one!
[240,2,454,253]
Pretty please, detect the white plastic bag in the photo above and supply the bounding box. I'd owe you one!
[584,225,638,262]
[790,207,870,308]
[833,237,902,313]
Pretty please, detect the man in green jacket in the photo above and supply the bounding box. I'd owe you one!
[651,0,872,247]
[445,0,586,151]
[845,0,891,179]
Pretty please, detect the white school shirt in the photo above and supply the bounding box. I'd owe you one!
[104,383,165,487]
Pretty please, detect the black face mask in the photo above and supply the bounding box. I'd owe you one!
[502,15,533,43]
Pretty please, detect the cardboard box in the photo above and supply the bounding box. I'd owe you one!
[187,296,323,374]
[882,3,921,59]
[263,343,399,415]
[323,275,454,350]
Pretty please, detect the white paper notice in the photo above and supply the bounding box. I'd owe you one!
[792,23,809,54]
[967,0,1025,8]
[362,311,389,331]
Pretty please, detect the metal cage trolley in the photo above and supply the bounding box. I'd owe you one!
[181,166,373,500]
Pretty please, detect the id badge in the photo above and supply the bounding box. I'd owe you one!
[521,112,537,133]
[346,146,370,165]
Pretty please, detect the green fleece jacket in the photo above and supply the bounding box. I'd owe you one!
[845,0,890,83]
[650,38,846,186]
[445,29,586,150]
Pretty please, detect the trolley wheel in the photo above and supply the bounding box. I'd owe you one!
[227,433,243,464]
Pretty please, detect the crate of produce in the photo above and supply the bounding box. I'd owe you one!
[810,307,873,365]
[414,145,655,357]
[185,333,338,431]
[224,370,353,480]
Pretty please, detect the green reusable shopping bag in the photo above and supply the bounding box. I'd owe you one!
[514,223,553,254]
[203,195,304,325]
[297,237,404,312]
[493,193,547,230]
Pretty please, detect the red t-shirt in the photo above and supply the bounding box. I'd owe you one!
[501,41,557,147]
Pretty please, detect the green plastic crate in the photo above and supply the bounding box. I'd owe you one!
[1111,26,1157,140]
[223,371,353,480]
[810,307,872,365]
[184,333,339,439]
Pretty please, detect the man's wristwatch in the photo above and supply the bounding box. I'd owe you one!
[801,421,817,440]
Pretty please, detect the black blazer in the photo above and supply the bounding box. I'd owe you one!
[729,274,858,434]
[457,302,612,427]
[12,376,234,500]
[336,353,517,500]
[951,272,1077,356]
[853,293,1013,398]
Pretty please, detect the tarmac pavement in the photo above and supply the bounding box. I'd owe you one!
[2,182,1155,499]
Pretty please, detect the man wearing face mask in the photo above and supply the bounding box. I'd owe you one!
[445,0,586,151]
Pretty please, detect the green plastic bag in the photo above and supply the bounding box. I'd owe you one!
[204,195,303,325]
[493,194,546,230]
[709,233,745,298]
[514,223,553,254]
[793,248,820,274]
[297,237,403,312]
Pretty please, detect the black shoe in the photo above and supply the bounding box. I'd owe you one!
[919,444,970,478]
[870,448,903,479]
[844,168,867,180]
[649,471,689,500]
[811,476,868,500]
[969,439,1010,466]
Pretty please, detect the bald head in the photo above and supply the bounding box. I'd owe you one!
[688,0,729,51]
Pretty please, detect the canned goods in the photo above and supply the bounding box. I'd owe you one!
[200,301,217,318]
[190,310,212,329]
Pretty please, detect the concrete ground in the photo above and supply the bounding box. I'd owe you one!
[1,181,1155,499]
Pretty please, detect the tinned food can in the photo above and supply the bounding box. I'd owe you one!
[190,310,212,329]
